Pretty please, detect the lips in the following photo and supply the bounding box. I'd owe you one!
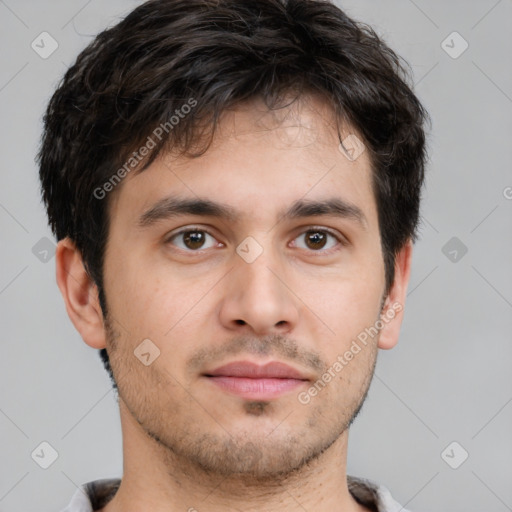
[203,361,309,400]
[205,361,308,380]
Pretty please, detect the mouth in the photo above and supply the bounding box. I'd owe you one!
[202,360,310,400]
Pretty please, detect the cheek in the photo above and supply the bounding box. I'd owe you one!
[106,256,219,346]
[102,249,164,342]
[300,268,384,345]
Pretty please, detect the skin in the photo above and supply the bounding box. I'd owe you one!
[56,94,412,512]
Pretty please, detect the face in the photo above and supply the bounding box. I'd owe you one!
[100,95,388,480]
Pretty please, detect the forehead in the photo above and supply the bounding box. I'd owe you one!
[109,94,377,231]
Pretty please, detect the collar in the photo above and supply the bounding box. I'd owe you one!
[61,475,410,512]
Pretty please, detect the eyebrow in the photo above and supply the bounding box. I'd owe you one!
[138,195,368,230]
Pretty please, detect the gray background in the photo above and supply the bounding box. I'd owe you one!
[1,0,511,511]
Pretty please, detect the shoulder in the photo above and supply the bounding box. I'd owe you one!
[347,475,412,512]
[59,478,121,512]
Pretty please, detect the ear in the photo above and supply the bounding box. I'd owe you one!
[55,238,107,350]
[377,240,413,350]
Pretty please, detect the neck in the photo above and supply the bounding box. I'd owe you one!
[99,399,369,512]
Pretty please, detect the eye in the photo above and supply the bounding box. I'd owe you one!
[165,226,346,254]
[292,228,345,253]
[166,228,221,252]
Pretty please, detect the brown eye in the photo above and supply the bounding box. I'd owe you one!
[167,229,218,251]
[305,231,328,250]
[183,231,206,250]
[293,228,342,253]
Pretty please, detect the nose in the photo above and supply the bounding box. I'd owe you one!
[218,247,300,336]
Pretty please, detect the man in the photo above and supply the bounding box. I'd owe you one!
[38,0,430,510]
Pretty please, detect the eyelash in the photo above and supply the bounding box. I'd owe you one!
[165,225,347,255]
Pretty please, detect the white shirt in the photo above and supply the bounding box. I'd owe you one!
[60,476,412,511]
